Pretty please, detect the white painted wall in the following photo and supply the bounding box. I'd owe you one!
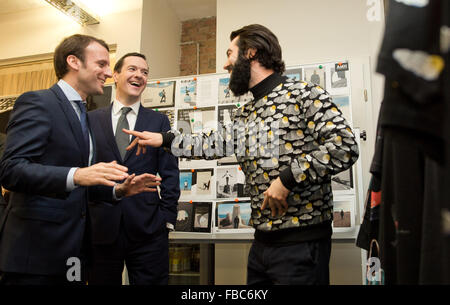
[140,0,181,79]
[0,4,143,60]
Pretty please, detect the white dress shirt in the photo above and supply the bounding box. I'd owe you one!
[111,99,141,138]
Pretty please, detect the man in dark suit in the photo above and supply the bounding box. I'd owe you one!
[87,52,180,285]
[0,35,160,285]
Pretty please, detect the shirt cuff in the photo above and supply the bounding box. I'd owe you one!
[66,167,79,191]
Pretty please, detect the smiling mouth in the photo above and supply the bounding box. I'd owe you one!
[130,81,142,88]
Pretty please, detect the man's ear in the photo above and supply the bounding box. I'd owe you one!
[113,71,119,84]
[66,55,81,72]
[246,48,257,60]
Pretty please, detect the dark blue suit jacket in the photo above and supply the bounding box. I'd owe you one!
[87,104,180,245]
[0,84,102,275]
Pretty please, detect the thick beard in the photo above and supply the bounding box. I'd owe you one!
[228,56,251,96]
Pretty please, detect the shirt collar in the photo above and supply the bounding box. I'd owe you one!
[57,79,83,102]
[112,99,141,116]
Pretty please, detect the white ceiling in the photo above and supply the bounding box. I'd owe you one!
[0,0,216,20]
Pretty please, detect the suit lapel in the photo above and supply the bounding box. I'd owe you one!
[50,84,88,165]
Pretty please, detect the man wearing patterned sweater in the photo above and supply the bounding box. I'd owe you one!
[125,24,359,285]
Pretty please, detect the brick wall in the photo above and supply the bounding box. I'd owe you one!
[180,16,216,76]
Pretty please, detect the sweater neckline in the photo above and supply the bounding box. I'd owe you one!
[249,72,286,101]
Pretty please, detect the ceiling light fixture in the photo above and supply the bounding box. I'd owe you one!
[44,0,100,26]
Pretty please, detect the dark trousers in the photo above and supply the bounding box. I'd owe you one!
[88,222,169,285]
[247,237,331,285]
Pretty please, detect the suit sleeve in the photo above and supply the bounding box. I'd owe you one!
[0,91,71,195]
[157,115,180,225]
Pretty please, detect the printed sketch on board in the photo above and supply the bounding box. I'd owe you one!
[142,81,175,108]
[218,77,235,104]
[178,79,197,108]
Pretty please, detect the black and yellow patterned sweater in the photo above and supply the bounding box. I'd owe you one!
[162,73,359,244]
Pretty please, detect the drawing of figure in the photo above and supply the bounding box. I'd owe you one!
[310,70,320,85]
[200,180,210,191]
[183,180,189,190]
[222,170,233,194]
[159,89,166,103]
[224,87,230,98]
[340,209,344,220]
[184,86,191,103]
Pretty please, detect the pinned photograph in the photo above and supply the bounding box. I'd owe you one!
[193,202,212,232]
[180,171,193,196]
[216,201,252,230]
[304,67,326,88]
[175,202,194,232]
[216,167,247,198]
[284,67,302,82]
[194,169,215,197]
[330,67,349,89]
[327,65,350,95]
[218,104,237,129]
[332,199,354,228]
[141,81,175,108]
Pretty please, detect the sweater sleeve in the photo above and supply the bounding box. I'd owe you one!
[279,86,359,190]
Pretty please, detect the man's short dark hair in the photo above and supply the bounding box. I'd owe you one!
[230,24,285,74]
[114,52,147,73]
[53,34,110,80]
